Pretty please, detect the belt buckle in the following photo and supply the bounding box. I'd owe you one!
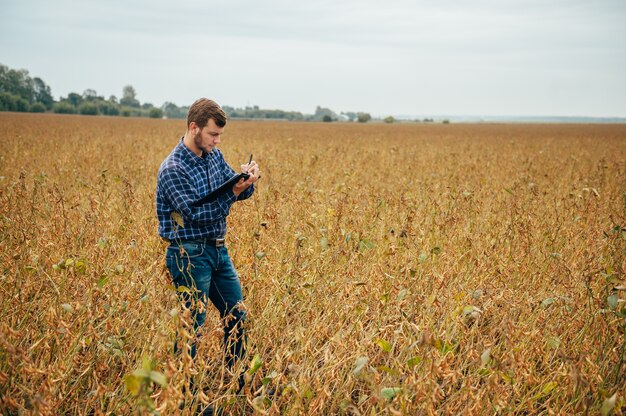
[215,238,225,247]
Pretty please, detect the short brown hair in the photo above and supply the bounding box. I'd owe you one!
[187,98,227,129]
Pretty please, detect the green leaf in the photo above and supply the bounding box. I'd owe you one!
[61,303,73,313]
[601,393,617,416]
[418,252,428,262]
[462,305,481,316]
[501,371,514,384]
[542,381,557,395]
[608,293,619,310]
[132,368,150,379]
[124,374,141,396]
[97,275,109,288]
[177,285,192,294]
[149,371,167,387]
[406,356,422,367]
[480,348,491,367]
[74,260,87,274]
[381,387,402,400]
[353,356,368,375]
[303,388,313,400]
[249,354,263,375]
[261,370,279,385]
[541,297,556,308]
[436,339,456,355]
[320,237,329,250]
[142,355,154,372]
[358,239,375,251]
[533,381,558,399]
[171,212,185,228]
[255,251,266,260]
[374,338,392,353]
[430,246,441,255]
[547,336,561,350]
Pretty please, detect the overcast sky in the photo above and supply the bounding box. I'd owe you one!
[1,0,625,117]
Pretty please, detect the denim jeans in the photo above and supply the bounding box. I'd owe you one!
[165,241,246,368]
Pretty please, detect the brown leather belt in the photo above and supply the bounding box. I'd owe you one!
[164,238,225,247]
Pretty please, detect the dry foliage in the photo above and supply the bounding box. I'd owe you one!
[1,113,625,415]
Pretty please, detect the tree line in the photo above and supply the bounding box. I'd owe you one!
[0,64,171,118]
[0,63,378,122]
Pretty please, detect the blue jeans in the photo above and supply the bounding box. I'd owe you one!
[165,241,246,368]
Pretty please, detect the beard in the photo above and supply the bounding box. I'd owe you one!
[193,131,211,154]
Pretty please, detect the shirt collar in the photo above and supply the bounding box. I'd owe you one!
[177,136,209,166]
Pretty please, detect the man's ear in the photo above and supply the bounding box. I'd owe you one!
[189,121,198,134]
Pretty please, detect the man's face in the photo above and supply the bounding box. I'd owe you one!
[192,119,224,154]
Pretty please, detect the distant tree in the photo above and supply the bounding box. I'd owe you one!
[0,65,34,102]
[141,102,154,110]
[120,85,140,107]
[162,102,185,119]
[384,116,395,124]
[149,107,163,118]
[0,92,17,111]
[108,105,120,116]
[78,102,99,115]
[108,95,118,104]
[357,112,371,123]
[322,115,332,122]
[97,100,114,115]
[82,89,98,101]
[29,102,46,113]
[15,97,29,112]
[162,102,176,118]
[53,101,76,114]
[442,119,450,124]
[66,92,82,108]
[33,77,54,108]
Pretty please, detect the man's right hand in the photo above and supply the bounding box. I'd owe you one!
[233,161,260,196]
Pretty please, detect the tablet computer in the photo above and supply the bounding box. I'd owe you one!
[192,172,250,206]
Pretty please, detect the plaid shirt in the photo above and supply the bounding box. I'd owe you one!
[156,138,254,241]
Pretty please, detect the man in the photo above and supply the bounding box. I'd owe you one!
[156,98,260,376]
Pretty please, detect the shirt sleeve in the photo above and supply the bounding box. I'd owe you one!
[159,166,237,226]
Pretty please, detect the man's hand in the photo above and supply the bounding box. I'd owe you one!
[233,161,260,197]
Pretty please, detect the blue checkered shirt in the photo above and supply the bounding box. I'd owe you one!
[156,138,254,241]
